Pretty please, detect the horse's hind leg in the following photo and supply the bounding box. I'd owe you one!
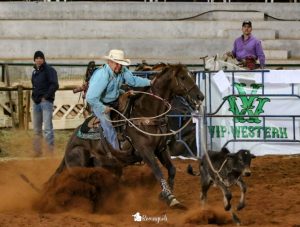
[156,148,176,191]
[65,146,91,168]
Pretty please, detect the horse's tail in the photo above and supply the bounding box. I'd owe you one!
[46,129,77,186]
[187,164,200,176]
[19,173,41,193]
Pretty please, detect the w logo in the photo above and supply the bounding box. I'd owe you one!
[227,83,270,123]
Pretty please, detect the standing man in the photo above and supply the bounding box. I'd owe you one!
[86,49,152,152]
[31,51,59,156]
[228,20,265,69]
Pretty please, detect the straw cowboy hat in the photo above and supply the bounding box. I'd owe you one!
[103,49,131,66]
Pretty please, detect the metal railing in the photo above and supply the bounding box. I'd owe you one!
[24,0,299,2]
[196,69,300,156]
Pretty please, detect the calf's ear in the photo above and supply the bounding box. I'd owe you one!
[221,147,230,154]
[251,154,256,159]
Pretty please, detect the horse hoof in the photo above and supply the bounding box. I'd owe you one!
[169,198,180,207]
[169,199,187,210]
[231,212,241,225]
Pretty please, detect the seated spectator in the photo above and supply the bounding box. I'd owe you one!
[227,20,265,70]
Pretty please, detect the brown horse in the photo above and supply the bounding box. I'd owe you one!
[135,62,197,156]
[50,64,204,208]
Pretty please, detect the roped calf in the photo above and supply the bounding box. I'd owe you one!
[187,147,255,225]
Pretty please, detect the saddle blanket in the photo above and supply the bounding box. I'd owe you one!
[76,115,103,140]
[77,127,102,140]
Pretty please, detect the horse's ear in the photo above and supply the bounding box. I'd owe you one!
[172,65,183,80]
[160,65,170,75]
[156,65,172,83]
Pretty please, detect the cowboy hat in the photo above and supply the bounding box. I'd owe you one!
[103,49,131,66]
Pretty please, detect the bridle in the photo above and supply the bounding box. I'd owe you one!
[173,72,199,104]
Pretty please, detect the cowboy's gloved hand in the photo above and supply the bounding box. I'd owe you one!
[104,106,112,114]
[126,90,135,96]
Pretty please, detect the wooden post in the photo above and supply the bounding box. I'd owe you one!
[1,64,5,82]
[24,90,31,130]
[17,85,24,129]
[5,65,17,128]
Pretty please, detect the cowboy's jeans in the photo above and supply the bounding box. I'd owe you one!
[98,113,119,150]
[32,100,54,154]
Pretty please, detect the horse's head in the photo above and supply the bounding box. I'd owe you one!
[154,64,204,110]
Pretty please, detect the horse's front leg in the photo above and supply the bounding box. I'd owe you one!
[138,146,180,207]
[156,147,176,191]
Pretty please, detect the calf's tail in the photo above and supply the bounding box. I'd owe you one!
[187,164,200,176]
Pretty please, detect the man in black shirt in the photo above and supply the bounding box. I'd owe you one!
[31,51,59,156]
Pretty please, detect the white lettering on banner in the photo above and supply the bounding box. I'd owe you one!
[208,125,288,139]
[200,70,300,155]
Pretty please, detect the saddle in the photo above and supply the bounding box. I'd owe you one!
[77,92,133,140]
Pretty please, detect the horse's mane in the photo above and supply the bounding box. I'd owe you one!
[155,63,186,79]
[134,61,167,72]
[134,61,186,75]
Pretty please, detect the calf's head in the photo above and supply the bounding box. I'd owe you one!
[227,149,256,177]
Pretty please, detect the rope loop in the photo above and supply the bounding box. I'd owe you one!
[105,91,193,137]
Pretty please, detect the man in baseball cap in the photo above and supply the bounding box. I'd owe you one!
[227,20,265,69]
[31,50,59,156]
[242,20,252,27]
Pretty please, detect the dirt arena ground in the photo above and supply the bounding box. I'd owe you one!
[0,130,300,226]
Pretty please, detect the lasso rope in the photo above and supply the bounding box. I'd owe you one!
[198,105,236,187]
[108,91,172,123]
[105,90,194,137]
[111,108,193,137]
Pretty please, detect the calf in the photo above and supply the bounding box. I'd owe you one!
[187,147,255,225]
